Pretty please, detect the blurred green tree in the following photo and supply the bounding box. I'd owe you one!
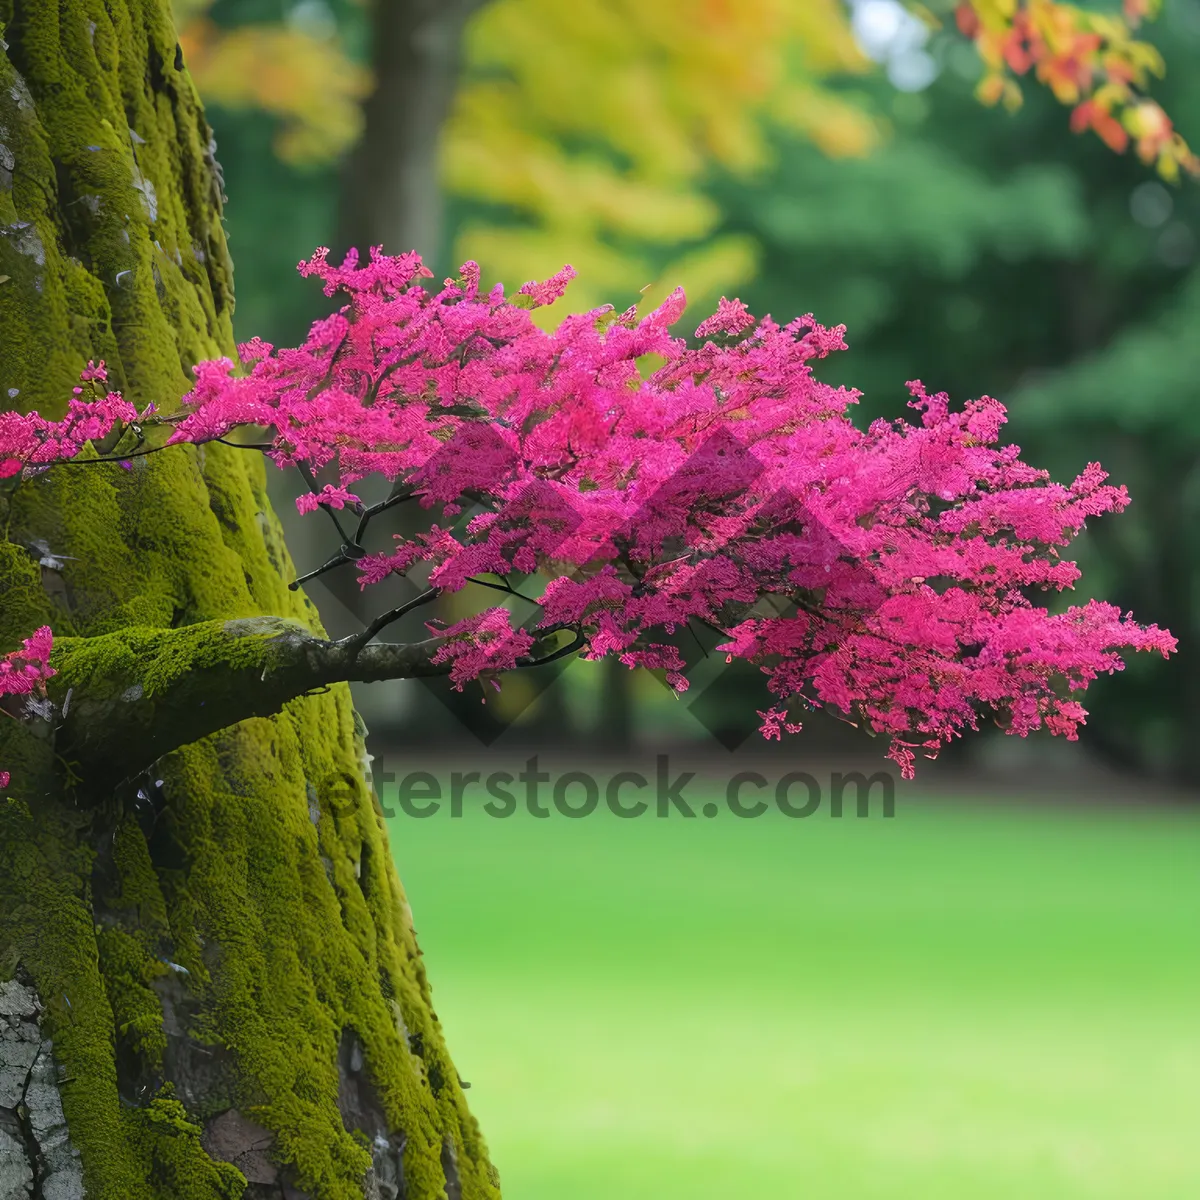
[715,2,1200,777]
[169,0,367,344]
[179,1,1194,337]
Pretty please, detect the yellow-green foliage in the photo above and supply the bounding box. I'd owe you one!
[0,2,497,1196]
[447,0,878,316]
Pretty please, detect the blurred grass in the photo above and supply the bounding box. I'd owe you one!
[386,780,1200,1198]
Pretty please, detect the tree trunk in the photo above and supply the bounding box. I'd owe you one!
[327,0,490,650]
[335,0,486,270]
[596,660,633,752]
[0,3,498,1198]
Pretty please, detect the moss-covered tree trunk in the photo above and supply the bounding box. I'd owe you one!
[0,3,499,1197]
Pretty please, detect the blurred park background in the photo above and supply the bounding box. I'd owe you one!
[174,1,1200,1195]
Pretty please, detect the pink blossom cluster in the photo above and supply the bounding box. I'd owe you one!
[0,362,136,478]
[428,608,538,691]
[160,247,1174,776]
[295,483,361,515]
[0,250,1175,781]
[0,626,55,790]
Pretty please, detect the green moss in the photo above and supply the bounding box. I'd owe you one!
[96,925,169,1067]
[0,3,499,1197]
[0,539,52,646]
[48,618,297,705]
[130,1085,248,1200]
[108,816,172,936]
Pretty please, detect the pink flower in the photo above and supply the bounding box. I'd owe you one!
[516,265,577,308]
[295,484,361,514]
[1,626,55,790]
[427,609,536,689]
[758,707,804,740]
[695,297,755,339]
[0,368,136,473]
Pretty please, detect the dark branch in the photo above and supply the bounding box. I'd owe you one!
[519,627,585,667]
[465,575,536,602]
[289,547,362,591]
[354,483,416,544]
[347,587,441,649]
[49,617,455,792]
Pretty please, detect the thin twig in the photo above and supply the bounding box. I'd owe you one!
[343,587,442,652]
[295,461,357,544]
[354,484,416,544]
[33,443,166,468]
[466,575,536,603]
[289,548,357,591]
[214,437,276,451]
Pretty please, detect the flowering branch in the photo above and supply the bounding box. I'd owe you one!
[40,611,580,793]
[1,248,1176,791]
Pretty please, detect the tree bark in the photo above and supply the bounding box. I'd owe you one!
[0,3,499,1197]
[335,0,487,270]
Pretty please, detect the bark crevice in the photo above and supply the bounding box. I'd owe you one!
[0,977,85,1200]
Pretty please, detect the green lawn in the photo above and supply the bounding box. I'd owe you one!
[386,776,1200,1198]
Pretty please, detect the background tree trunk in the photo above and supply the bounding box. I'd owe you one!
[0,2,498,1197]
[336,0,488,270]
